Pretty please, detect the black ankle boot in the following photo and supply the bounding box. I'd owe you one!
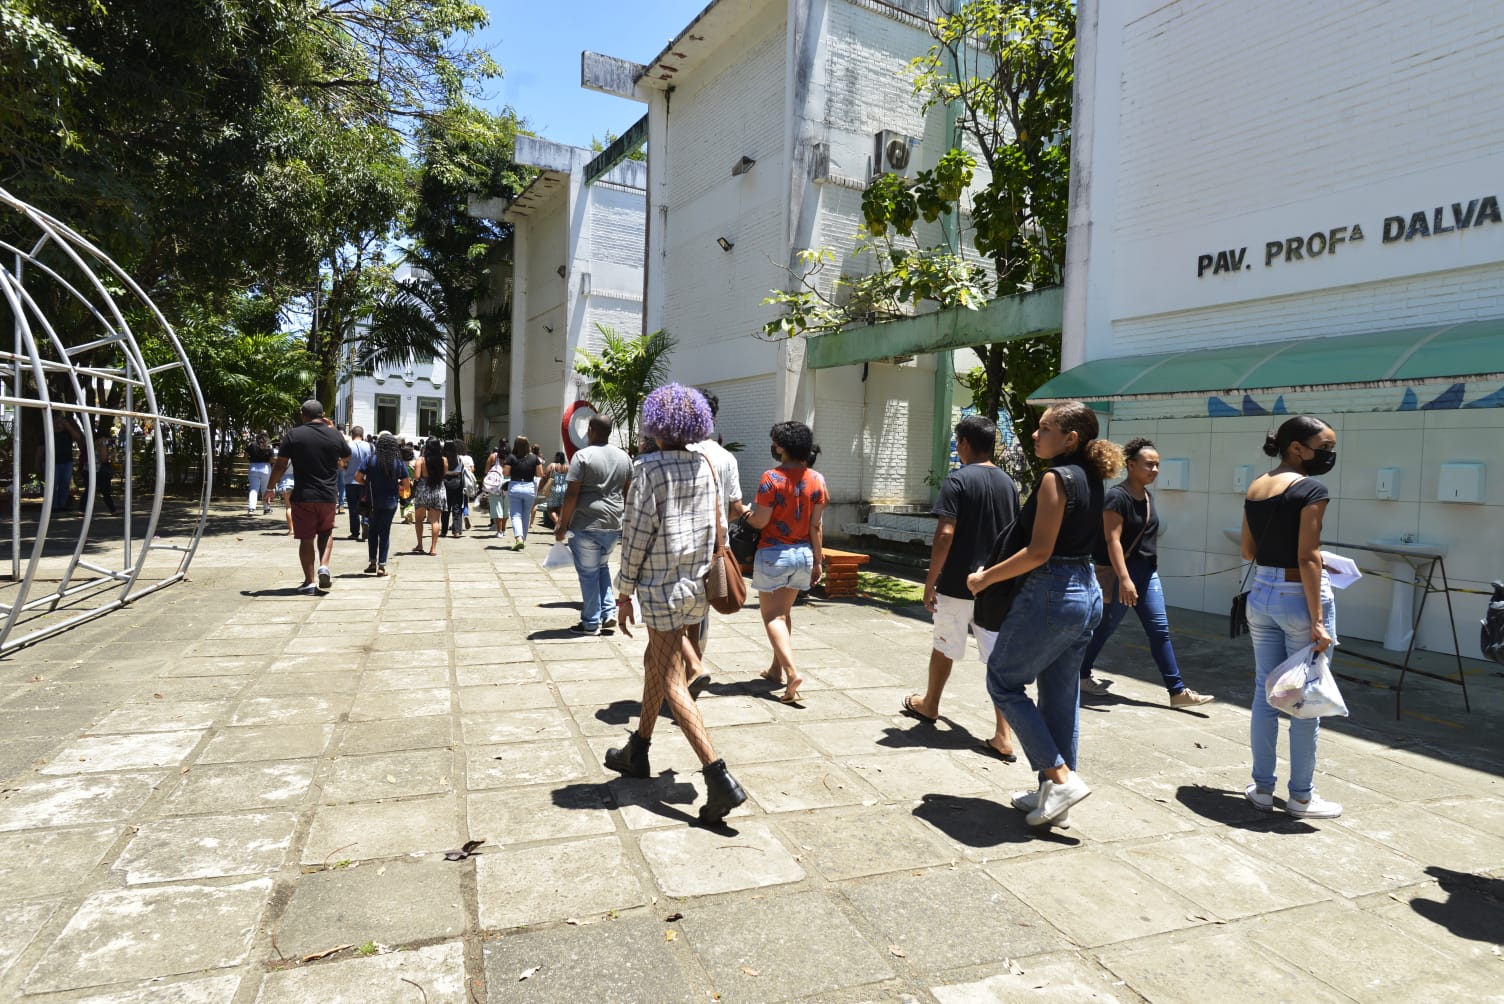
[698,759,746,824]
[604,730,651,779]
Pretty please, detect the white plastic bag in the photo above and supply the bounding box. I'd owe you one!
[542,539,572,569]
[1265,643,1349,719]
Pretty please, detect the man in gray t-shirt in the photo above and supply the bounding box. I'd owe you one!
[555,416,632,634]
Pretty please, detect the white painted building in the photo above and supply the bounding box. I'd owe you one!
[585,0,988,513]
[1039,0,1504,658]
[335,351,448,441]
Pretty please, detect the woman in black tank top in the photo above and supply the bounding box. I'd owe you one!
[966,402,1123,830]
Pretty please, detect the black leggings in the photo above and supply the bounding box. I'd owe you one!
[440,476,465,534]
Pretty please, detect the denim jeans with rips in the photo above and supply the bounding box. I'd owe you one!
[1247,566,1336,800]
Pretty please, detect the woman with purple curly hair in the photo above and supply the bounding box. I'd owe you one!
[604,384,748,825]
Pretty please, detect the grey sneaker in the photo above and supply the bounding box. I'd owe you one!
[1025,775,1090,827]
[1011,787,1070,828]
[317,566,331,590]
[1171,688,1215,708]
[1244,782,1274,811]
[1286,793,1342,819]
[1079,675,1113,695]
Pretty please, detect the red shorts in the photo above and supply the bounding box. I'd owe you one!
[290,501,336,540]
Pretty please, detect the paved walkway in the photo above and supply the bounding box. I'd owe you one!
[0,503,1500,1003]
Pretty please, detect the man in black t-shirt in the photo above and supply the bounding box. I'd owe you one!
[266,400,351,595]
[900,416,1021,762]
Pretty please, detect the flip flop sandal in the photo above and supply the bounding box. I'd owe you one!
[900,695,938,724]
[974,741,1018,764]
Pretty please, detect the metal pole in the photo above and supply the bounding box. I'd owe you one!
[123,362,132,568]
[9,251,20,581]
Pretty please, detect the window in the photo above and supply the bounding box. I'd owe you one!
[375,395,400,435]
[417,397,442,438]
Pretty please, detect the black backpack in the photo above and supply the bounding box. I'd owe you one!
[1482,581,1504,666]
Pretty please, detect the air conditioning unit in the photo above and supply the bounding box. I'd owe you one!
[873,130,918,179]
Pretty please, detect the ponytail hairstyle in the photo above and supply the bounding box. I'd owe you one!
[1263,415,1332,460]
[1046,401,1124,480]
[422,436,445,487]
[1123,437,1156,461]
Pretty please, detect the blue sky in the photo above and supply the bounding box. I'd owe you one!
[475,1,709,149]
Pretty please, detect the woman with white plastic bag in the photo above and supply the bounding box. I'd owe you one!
[1265,643,1349,719]
[1239,415,1342,819]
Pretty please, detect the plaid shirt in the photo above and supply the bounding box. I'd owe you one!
[615,450,717,624]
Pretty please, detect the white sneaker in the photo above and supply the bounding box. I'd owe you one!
[1244,783,1274,811]
[1286,793,1342,819]
[1079,675,1113,695]
[1011,788,1070,828]
[1025,774,1090,826]
[317,566,331,590]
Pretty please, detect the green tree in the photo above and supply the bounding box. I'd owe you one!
[909,0,1074,469]
[573,327,676,452]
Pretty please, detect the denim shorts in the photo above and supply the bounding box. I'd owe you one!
[753,543,814,592]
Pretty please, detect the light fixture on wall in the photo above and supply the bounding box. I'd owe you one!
[716,236,734,252]
[731,155,756,177]
[542,324,554,333]
[555,265,566,278]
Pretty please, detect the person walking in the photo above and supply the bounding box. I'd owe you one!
[556,417,632,636]
[398,440,417,524]
[901,415,1019,762]
[746,420,827,705]
[80,424,117,516]
[343,427,372,540]
[275,454,296,535]
[685,388,745,688]
[502,436,542,550]
[440,439,466,538]
[603,384,747,825]
[246,432,275,516]
[484,438,508,537]
[355,431,409,576]
[264,400,350,594]
[458,441,476,531]
[539,451,570,530]
[410,436,448,555]
[47,411,84,517]
[1240,415,1342,819]
[966,401,1122,828]
[1079,438,1216,708]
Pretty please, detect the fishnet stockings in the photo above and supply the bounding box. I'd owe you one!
[637,627,716,765]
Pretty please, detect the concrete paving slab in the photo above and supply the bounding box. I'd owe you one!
[737,759,877,813]
[41,729,204,774]
[362,666,451,691]
[460,708,572,744]
[696,694,780,727]
[929,954,1131,1003]
[0,899,58,981]
[1119,831,1331,919]
[69,974,243,1003]
[166,656,270,677]
[466,782,615,845]
[637,820,805,897]
[242,671,358,697]
[538,658,636,682]
[254,941,467,1004]
[0,825,120,900]
[317,749,454,803]
[23,878,271,993]
[1335,800,1504,872]
[163,761,315,815]
[197,723,335,764]
[88,700,230,734]
[301,795,461,864]
[798,717,897,756]
[347,687,452,721]
[1372,881,1504,969]
[338,715,456,755]
[843,749,994,800]
[454,682,558,712]
[770,689,885,723]
[231,694,349,726]
[113,811,296,883]
[454,660,543,683]
[678,890,895,1004]
[1224,816,1428,897]
[1429,793,1504,837]
[0,773,162,831]
[476,834,644,930]
[1058,782,1200,842]
[705,722,822,764]
[988,851,1201,947]
[273,858,465,957]
[364,649,449,671]
[553,678,642,708]
[845,868,1061,972]
[481,915,701,1003]
[777,807,956,881]
[466,739,589,790]
[1095,926,1352,1004]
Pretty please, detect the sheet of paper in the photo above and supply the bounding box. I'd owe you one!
[1321,550,1362,590]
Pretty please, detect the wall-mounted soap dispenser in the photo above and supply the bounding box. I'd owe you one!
[1233,465,1255,493]
[1376,467,1398,500]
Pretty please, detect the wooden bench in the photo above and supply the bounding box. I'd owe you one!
[821,547,870,598]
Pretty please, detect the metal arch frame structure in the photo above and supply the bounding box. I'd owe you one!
[0,188,211,656]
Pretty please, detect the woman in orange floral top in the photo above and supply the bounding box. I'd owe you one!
[746,421,827,704]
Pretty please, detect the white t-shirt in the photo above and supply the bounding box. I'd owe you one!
[689,438,742,517]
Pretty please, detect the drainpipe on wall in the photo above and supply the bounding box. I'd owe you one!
[928,0,963,503]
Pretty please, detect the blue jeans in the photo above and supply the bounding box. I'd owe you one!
[52,461,73,513]
[568,528,621,630]
[986,558,1103,775]
[1248,566,1337,800]
[1079,558,1186,694]
[366,507,397,564]
[507,482,536,540]
[753,543,814,592]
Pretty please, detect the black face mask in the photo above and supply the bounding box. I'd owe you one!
[771,445,782,461]
[1301,448,1337,476]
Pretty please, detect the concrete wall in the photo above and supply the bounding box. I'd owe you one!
[1071,0,1504,657]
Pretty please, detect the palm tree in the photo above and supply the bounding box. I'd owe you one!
[573,326,676,452]
[355,272,509,435]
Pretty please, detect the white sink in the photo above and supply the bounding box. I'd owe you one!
[1365,537,1447,651]
[1222,527,1243,545]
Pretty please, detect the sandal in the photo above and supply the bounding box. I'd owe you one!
[376,565,387,577]
[779,678,804,705]
[974,739,1018,764]
[900,694,937,724]
[410,545,425,554]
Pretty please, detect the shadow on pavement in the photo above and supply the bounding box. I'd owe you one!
[875,721,981,751]
[1410,866,1504,943]
[595,700,640,726]
[554,773,707,829]
[912,793,1080,849]
[239,587,315,598]
[1173,784,1316,832]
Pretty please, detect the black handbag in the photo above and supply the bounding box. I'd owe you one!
[972,517,1027,632]
[728,514,761,565]
[1481,580,1504,666]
